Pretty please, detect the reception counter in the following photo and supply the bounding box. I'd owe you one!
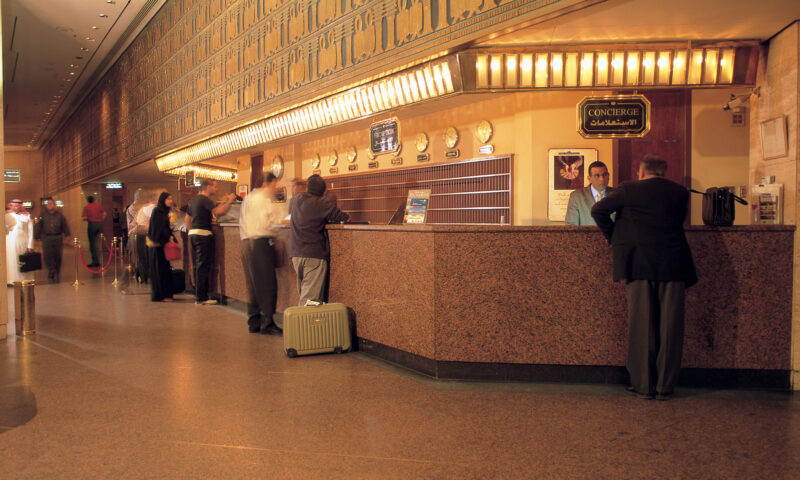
[210,224,794,388]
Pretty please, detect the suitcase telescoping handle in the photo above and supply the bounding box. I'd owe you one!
[690,188,748,205]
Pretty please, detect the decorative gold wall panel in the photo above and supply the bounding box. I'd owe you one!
[44,0,570,192]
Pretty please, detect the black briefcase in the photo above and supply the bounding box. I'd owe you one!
[690,187,748,226]
[18,252,42,272]
[170,268,186,294]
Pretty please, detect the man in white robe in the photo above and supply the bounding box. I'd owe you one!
[6,199,34,285]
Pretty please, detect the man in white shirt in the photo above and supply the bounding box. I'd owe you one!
[239,173,282,334]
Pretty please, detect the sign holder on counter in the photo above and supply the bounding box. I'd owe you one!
[403,189,431,224]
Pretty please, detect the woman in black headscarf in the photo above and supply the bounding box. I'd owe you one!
[146,191,175,302]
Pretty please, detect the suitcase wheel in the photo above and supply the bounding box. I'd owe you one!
[334,346,342,354]
[286,348,298,358]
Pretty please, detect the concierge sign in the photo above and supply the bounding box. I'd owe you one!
[577,95,650,138]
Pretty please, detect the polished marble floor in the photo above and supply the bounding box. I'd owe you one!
[1,271,799,478]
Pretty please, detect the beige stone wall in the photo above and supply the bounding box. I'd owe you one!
[750,23,799,388]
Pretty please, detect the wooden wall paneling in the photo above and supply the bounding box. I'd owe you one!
[326,155,512,225]
[45,0,596,193]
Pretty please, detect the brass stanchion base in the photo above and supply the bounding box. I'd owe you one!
[111,238,121,286]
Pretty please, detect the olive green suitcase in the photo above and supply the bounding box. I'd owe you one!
[283,303,351,357]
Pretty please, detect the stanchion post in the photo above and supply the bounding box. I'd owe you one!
[111,236,121,286]
[72,237,82,287]
[99,233,106,277]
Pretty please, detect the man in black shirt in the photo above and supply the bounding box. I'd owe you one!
[37,197,71,283]
[185,179,235,305]
[290,174,349,305]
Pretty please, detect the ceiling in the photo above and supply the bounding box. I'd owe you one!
[478,0,800,46]
[2,0,799,185]
[1,0,165,149]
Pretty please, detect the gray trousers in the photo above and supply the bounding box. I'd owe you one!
[626,280,686,395]
[291,257,328,306]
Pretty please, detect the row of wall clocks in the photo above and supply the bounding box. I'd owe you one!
[269,120,495,172]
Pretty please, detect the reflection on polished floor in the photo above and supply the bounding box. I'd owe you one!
[2,273,800,478]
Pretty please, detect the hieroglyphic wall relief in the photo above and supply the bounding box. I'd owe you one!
[44,0,564,191]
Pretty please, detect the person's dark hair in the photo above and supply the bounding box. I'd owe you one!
[87,196,95,203]
[587,161,608,176]
[156,191,171,212]
[640,154,668,177]
[200,179,215,189]
[43,196,53,202]
[265,172,277,184]
[306,174,326,196]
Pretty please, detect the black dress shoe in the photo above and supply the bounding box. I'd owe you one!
[625,386,654,399]
[260,324,282,335]
[248,325,261,333]
[655,392,673,401]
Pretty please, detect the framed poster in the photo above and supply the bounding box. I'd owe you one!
[237,184,248,198]
[760,116,788,160]
[548,148,598,222]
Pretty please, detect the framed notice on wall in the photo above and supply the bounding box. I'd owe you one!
[403,189,431,224]
[760,116,788,160]
[548,148,598,222]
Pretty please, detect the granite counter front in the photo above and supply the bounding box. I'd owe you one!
[202,225,298,313]
[326,224,795,388]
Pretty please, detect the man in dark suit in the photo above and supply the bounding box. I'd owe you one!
[565,160,613,226]
[591,154,697,400]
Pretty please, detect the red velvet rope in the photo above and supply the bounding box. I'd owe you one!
[77,237,115,274]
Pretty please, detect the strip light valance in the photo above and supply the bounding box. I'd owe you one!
[154,43,756,173]
[155,58,458,172]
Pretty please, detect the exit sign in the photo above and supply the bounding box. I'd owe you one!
[4,169,21,183]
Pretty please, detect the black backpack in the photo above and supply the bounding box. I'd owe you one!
[690,187,748,226]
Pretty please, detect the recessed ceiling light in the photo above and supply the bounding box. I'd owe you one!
[85,37,95,42]
[99,13,108,18]
[69,72,75,76]
[106,0,116,4]
[80,47,89,52]
[76,56,83,60]
[92,26,99,30]
[69,64,78,68]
